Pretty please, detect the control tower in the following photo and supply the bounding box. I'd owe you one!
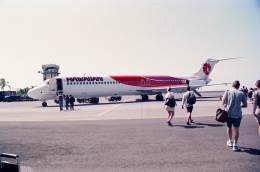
[39,64,60,81]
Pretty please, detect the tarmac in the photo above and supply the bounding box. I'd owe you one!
[0,91,259,172]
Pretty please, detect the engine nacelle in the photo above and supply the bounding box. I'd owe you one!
[187,79,206,86]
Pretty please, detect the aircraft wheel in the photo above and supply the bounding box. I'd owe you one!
[141,95,149,101]
[90,98,99,104]
[42,102,47,107]
[117,96,122,101]
[156,95,164,101]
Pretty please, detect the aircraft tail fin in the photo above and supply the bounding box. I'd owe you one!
[193,57,242,79]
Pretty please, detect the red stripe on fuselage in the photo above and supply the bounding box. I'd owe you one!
[110,75,186,87]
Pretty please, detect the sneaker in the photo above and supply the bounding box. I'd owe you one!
[190,119,195,123]
[186,122,190,125]
[226,140,233,147]
[232,145,241,152]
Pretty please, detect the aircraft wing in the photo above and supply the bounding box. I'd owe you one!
[136,85,202,94]
[204,83,231,86]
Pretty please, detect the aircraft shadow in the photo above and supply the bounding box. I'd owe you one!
[43,100,155,108]
[40,96,221,108]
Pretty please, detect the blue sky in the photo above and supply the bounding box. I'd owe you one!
[0,0,259,91]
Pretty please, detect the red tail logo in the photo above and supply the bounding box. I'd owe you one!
[203,63,211,75]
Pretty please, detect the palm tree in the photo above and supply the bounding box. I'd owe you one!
[17,87,30,95]
[0,78,11,91]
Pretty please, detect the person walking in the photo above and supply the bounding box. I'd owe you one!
[253,80,260,135]
[181,86,196,125]
[248,88,253,103]
[65,95,70,110]
[222,90,229,108]
[223,81,247,151]
[69,95,75,110]
[164,87,176,126]
[58,93,63,111]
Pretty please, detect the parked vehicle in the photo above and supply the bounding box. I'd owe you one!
[5,95,21,102]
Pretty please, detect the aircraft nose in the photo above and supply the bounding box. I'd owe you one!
[27,87,39,99]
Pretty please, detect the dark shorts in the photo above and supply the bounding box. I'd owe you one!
[186,106,193,113]
[226,117,242,128]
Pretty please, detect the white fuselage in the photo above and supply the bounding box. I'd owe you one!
[27,75,208,101]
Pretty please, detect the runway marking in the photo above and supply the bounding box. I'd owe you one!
[96,97,135,116]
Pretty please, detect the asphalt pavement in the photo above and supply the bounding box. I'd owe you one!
[0,92,259,172]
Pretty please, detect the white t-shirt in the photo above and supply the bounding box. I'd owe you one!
[181,91,194,107]
[165,92,174,99]
[225,88,247,118]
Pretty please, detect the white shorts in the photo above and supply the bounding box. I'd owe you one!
[165,106,175,112]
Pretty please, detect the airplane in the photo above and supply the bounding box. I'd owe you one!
[27,58,240,107]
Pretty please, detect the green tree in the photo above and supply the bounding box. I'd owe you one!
[16,86,34,95]
[0,78,11,91]
[17,87,29,95]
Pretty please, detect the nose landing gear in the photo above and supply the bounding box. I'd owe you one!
[42,101,47,107]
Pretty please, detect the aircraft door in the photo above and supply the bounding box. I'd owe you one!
[49,78,57,91]
[57,79,63,93]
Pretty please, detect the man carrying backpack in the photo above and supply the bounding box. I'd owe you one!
[181,86,196,125]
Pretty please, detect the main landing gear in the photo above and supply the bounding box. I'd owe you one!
[155,94,164,101]
[141,95,149,101]
[141,94,164,101]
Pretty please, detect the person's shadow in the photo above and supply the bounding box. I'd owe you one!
[173,122,224,129]
[239,147,260,155]
[194,122,225,127]
[173,124,205,129]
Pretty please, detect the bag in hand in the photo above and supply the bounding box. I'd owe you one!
[165,98,176,107]
[215,108,228,123]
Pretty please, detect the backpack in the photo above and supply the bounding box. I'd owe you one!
[65,96,70,103]
[165,98,176,107]
[248,90,253,98]
[187,92,196,105]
